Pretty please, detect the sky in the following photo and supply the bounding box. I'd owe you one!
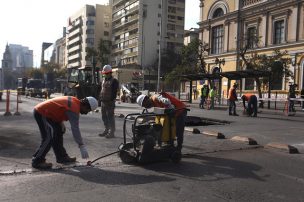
[0,0,200,67]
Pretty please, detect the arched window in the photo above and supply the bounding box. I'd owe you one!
[212,8,224,18]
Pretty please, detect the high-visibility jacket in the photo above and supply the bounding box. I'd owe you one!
[228,87,237,101]
[35,96,80,122]
[209,89,216,98]
[242,94,254,101]
[151,92,186,116]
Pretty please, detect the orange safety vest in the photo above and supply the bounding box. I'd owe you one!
[242,94,254,101]
[228,87,237,101]
[35,96,80,122]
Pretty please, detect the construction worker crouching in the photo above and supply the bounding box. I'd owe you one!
[32,96,98,169]
[241,94,258,117]
[136,92,187,152]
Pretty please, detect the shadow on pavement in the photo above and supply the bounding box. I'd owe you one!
[50,166,175,185]
[142,154,265,182]
[0,129,37,159]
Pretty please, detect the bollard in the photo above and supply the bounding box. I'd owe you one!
[4,90,12,116]
[14,91,21,116]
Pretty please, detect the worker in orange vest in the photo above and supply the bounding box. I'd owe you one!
[228,83,239,116]
[241,94,258,117]
[32,96,98,169]
[136,92,187,152]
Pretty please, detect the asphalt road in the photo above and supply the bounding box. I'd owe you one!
[0,93,304,201]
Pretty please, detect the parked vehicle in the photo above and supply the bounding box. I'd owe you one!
[17,77,28,95]
[120,83,141,103]
[25,79,47,98]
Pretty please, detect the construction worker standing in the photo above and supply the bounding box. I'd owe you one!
[32,96,98,169]
[241,94,258,117]
[99,65,119,138]
[228,83,239,116]
[209,86,216,109]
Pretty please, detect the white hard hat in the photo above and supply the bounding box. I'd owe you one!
[102,65,112,74]
[86,96,98,111]
[136,94,147,107]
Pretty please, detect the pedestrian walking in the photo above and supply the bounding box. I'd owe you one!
[228,83,239,116]
[32,96,98,169]
[241,94,258,117]
[99,65,119,138]
[209,86,216,109]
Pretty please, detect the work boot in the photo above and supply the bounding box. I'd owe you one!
[32,160,52,169]
[99,130,109,137]
[233,113,239,116]
[105,132,115,138]
[56,156,76,164]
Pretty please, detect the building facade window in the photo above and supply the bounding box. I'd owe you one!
[213,8,224,18]
[274,20,285,44]
[247,26,257,49]
[211,25,224,54]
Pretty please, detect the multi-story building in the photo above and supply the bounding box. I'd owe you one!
[198,0,304,93]
[184,28,199,46]
[42,29,67,69]
[111,0,185,90]
[41,42,53,66]
[1,44,33,72]
[66,4,112,69]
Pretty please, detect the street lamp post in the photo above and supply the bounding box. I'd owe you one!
[157,0,163,93]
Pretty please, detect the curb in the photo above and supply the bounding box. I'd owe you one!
[265,142,299,154]
[202,130,225,139]
[184,127,225,139]
[231,136,258,145]
[184,127,201,134]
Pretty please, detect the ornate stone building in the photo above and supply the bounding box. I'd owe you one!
[198,0,304,94]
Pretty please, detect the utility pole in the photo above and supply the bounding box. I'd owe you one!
[157,0,163,92]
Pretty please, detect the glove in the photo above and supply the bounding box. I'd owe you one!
[79,145,89,159]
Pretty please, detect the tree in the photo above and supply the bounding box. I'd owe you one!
[164,38,209,90]
[239,35,292,107]
[86,39,111,67]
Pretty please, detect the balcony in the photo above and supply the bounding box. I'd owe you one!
[68,36,82,46]
[242,0,266,7]
[68,52,81,61]
[68,44,81,53]
[68,27,82,38]
[68,61,81,68]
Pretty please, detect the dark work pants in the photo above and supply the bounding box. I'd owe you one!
[247,95,258,116]
[32,109,68,165]
[175,110,187,148]
[229,100,237,114]
[101,101,116,134]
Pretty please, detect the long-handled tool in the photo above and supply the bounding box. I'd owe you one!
[87,150,120,166]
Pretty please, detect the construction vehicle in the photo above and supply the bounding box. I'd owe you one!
[67,65,101,100]
[25,79,48,98]
[118,107,183,164]
[120,83,141,103]
[17,77,28,95]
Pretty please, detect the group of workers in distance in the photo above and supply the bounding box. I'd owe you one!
[31,64,187,169]
[199,84,217,110]
[228,82,258,117]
